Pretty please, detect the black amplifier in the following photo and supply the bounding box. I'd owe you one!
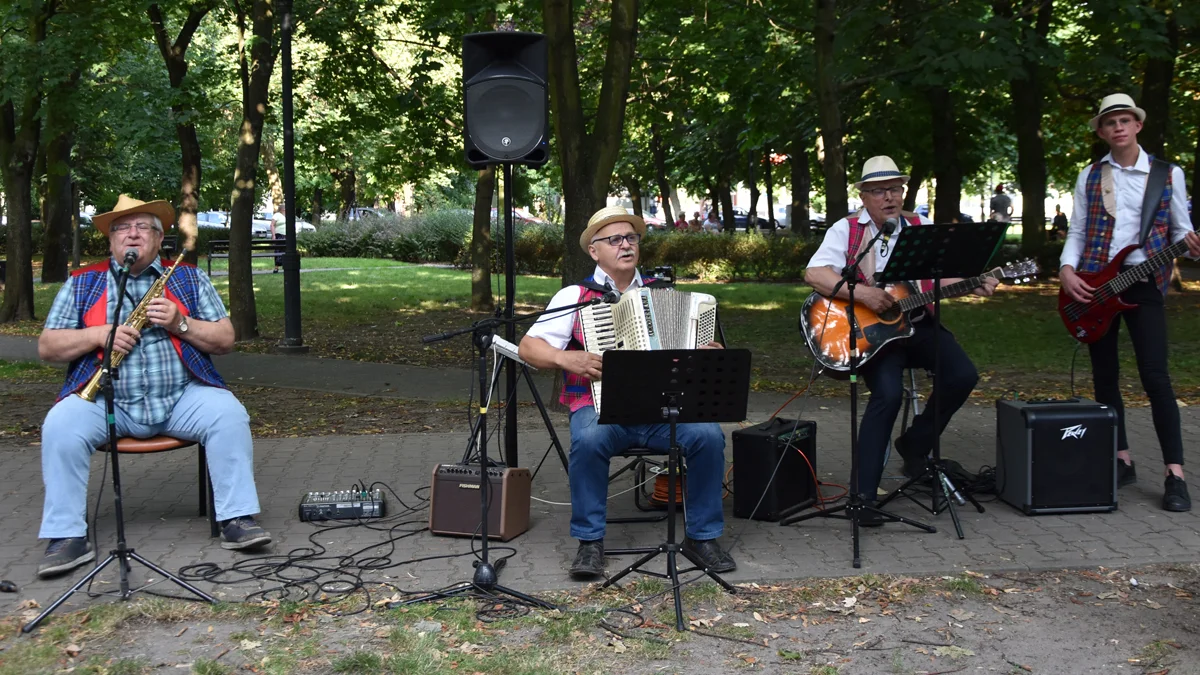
[299,489,387,521]
[732,418,817,521]
[996,398,1117,514]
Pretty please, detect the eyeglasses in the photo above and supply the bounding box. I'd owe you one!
[591,233,641,247]
[861,186,905,198]
[111,222,160,233]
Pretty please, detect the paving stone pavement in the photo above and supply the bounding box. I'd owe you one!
[3,396,1198,618]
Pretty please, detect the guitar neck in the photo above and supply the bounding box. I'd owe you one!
[1100,239,1190,295]
[897,270,1000,312]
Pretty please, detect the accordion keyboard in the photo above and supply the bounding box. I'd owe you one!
[579,302,616,412]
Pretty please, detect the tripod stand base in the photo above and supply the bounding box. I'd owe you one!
[23,547,216,633]
[386,580,556,610]
[780,498,936,568]
[878,459,985,540]
[603,543,737,630]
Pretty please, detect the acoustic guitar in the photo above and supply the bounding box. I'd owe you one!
[800,259,1039,373]
[1059,241,1189,343]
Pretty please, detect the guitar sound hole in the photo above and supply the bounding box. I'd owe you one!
[879,306,901,322]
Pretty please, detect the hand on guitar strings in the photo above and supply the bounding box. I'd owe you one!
[1059,266,1096,304]
[972,276,1000,297]
[859,286,897,315]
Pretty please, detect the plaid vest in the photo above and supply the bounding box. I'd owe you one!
[846,212,934,314]
[1077,159,1174,295]
[57,259,227,401]
[559,275,670,412]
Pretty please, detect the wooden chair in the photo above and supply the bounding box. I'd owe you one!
[98,436,218,537]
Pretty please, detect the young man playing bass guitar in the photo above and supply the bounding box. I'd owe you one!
[803,156,998,525]
[1059,93,1200,512]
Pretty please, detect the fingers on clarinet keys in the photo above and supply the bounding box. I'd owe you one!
[569,540,605,579]
[37,537,95,579]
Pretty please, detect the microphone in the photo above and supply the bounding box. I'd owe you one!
[879,218,898,256]
[601,289,621,303]
[121,248,138,270]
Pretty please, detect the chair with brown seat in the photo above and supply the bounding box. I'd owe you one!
[98,436,218,537]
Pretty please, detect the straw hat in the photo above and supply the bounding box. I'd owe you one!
[854,156,909,189]
[579,206,645,252]
[93,195,176,236]
[1089,93,1145,131]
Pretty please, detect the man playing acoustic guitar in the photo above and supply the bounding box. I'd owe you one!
[1059,93,1200,512]
[804,156,998,525]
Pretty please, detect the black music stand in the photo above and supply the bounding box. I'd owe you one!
[599,349,751,631]
[874,222,1008,539]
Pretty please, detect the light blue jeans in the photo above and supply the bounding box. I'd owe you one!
[568,405,726,542]
[39,382,261,539]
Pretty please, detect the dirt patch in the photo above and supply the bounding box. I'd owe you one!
[1,565,1195,674]
[0,382,565,444]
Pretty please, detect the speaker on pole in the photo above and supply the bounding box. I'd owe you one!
[463,32,549,169]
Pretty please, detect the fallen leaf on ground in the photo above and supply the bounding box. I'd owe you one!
[239,640,262,650]
[65,644,81,657]
[933,645,975,658]
[949,609,976,621]
[753,611,769,624]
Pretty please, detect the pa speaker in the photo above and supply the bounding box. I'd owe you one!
[462,32,549,168]
[995,398,1118,514]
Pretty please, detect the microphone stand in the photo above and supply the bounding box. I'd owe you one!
[389,295,613,609]
[25,256,215,633]
[780,221,935,568]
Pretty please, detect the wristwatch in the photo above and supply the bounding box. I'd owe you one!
[178,316,189,334]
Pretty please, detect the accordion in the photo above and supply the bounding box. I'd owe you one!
[579,287,718,414]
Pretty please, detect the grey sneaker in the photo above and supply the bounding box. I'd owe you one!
[38,537,95,578]
[569,540,605,579]
[220,517,272,550]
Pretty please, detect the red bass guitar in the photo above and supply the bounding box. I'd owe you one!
[1058,240,1189,343]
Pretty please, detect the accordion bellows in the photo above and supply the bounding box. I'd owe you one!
[579,287,718,414]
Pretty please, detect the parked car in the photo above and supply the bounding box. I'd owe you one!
[915,204,974,223]
[196,211,229,229]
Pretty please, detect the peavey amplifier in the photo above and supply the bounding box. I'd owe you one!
[732,418,818,521]
[429,464,531,541]
[996,398,1117,514]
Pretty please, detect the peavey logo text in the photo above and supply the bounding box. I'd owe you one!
[1060,424,1087,441]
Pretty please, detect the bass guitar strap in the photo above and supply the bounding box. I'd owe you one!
[1139,159,1170,246]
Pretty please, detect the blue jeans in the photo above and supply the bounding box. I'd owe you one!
[39,382,261,539]
[568,405,726,541]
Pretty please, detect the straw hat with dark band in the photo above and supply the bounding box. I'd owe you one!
[93,195,176,236]
[579,206,645,252]
[1089,93,1146,131]
[854,156,910,189]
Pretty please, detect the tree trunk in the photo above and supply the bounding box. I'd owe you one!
[41,127,73,283]
[999,0,1052,254]
[71,178,81,268]
[929,87,962,223]
[815,0,848,227]
[718,175,734,232]
[544,0,638,285]
[1139,11,1177,158]
[149,2,213,260]
[623,174,643,217]
[790,131,811,236]
[650,122,672,225]
[227,0,276,340]
[333,167,355,218]
[747,151,760,230]
[471,166,496,312]
[312,187,323,224]
[903,158,927,213]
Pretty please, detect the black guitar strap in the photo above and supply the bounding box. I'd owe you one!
[1139,159,1170,245]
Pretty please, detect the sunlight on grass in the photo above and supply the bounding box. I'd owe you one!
[339,284,360,290]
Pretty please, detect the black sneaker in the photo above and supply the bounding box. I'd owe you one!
[682,537,737,573]
[38,537,95,578]
[220,516,272,550]
[857,503,886,528]
[569,540,605,579]
[1117,460,1137,487]
[895,436,929,479]
[1163,475,1191,512]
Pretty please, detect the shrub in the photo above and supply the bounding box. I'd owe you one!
[641,231,820,281]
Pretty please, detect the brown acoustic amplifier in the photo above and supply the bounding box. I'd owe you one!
[429,464,531,541]
[799,259,1039,373]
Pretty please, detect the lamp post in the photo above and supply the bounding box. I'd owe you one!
[275,0,308,354]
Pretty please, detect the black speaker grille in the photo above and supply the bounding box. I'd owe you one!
[465,79,545,161]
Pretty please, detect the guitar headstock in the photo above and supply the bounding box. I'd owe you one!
[994,258,1040,284]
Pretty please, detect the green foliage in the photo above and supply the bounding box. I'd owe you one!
[300,211,472,263]
[641,231,821,282]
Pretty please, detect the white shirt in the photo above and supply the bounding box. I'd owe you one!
[807,210,933,280]
[1061,146,1193,270]
[523,266,645,350]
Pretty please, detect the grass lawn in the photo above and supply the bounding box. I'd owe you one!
[3,258,1200,400]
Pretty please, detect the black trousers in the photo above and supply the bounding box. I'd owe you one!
[1088,278,1184,465]
[857,319,979,501]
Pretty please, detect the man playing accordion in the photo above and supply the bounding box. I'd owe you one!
[519,206,735,579]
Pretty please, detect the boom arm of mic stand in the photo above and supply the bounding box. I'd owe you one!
[829,226,892,299]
